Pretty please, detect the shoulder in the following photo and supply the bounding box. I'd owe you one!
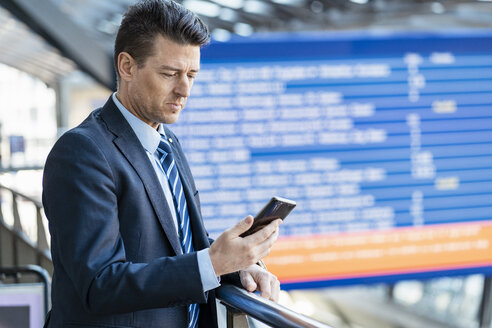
[62,108,112,143]
[46,109,112,164]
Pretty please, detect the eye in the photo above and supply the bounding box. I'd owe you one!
[161,72,176,78]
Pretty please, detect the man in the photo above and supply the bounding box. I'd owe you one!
[42,1,281,327]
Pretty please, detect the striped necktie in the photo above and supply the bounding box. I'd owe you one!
[157,136,199,328]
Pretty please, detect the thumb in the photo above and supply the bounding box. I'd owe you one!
[229,215,254,236]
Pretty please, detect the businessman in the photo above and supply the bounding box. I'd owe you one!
[42,1,281,327]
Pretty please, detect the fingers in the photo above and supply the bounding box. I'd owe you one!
[240,265,281,302]
[227,215,254,237]
[253,226,279,259]
[210,216,281,277]
[239,271,258,292]
[270,276,280,302]
[257,273,272,300]
[254,270,279,302]
[260,273,280,302]
[245,219,282,244]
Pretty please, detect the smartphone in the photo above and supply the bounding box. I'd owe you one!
[240,196,296,237]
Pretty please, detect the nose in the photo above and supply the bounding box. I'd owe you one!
[174,74,192,98]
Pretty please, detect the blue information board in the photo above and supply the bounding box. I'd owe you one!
[172,30,492,288]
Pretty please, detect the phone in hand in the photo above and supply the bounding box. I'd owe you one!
[239,196,296,237]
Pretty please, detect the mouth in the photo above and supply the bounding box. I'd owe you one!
[168,97,185,112]
[168,103,182,112]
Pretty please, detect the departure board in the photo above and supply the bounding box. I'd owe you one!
[172,30,492,288]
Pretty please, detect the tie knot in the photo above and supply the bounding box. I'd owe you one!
[158,137,173,156]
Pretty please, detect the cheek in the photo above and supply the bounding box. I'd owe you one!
[141,79,159,102]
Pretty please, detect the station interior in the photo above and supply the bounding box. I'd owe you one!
[0,1,492,327]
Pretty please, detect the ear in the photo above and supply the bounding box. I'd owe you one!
[118,52,136,82]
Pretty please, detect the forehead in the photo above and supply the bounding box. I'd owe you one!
[147,35,201,69]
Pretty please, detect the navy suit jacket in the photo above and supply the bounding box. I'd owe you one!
[42,97,228,327]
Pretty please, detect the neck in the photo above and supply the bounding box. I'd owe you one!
[115,89,159,130]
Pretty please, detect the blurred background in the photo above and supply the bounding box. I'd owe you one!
[0,0,491,327]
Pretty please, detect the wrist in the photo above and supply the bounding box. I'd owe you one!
[208,247,223,277]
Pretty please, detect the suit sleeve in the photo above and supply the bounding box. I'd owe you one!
[42,131,207,315]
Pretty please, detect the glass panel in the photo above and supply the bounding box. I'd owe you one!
[17,197,38,243]
[393,275,483,328]
[0,189,14,227]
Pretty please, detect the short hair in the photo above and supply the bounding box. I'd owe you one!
[114,0,210,81]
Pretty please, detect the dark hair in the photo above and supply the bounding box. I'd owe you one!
[114,0,210,80]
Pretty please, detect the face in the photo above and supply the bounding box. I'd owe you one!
[117,35,200,128]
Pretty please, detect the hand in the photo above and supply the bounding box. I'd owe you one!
[240,264,280,302]
[209,216,281,277]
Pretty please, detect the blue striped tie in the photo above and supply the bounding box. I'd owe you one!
[157,136,199,328]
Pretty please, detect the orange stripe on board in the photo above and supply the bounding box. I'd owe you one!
[264,221,492,283]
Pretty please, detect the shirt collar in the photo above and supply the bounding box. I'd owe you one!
[112,92,166,154]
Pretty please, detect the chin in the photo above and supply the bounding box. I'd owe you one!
[162,115,180,124]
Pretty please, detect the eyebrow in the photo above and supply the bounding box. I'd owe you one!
[159,65,199,73]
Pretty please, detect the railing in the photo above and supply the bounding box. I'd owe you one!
[0,264,51,315]
[0,183,51,271]
[0,165,44,173]
[216,284,333,328]
[0,183,332,327]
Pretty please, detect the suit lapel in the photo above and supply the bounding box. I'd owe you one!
[100,98,183,255]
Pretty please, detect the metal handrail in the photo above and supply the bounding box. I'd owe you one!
[0,165,44,173]
[0,183,51,267]
[0,183,331,327]
[216,284,333,328]
[0,183,43,208]
[0,265,51,315]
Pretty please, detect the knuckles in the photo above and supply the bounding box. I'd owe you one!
[261,289,272,299]
[245,250,257,264]
[272,277,280,287]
